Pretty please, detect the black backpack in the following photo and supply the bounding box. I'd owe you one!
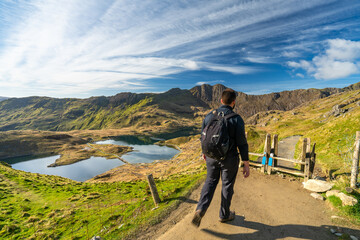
[201,110,238,161]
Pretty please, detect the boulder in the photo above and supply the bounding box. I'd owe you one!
[303,179,334,192]
[326,190,358,206]
[326,190,341,197]
[310,193,324,200]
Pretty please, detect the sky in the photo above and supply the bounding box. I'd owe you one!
[0,0,360,98]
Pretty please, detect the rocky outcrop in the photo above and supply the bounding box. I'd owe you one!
[326,190,358,206]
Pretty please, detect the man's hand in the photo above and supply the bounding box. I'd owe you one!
[243,161,250,178]
[202,154,206,161]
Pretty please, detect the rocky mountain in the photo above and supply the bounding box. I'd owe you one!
[190,84,347,118]
[0,82,359,132]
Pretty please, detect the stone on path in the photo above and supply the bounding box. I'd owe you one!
[310,193,324,200]
[303,179,333,192]
[350,235,359,240]
[326,190,358,206]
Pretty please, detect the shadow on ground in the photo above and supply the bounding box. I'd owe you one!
[202,216,360,240]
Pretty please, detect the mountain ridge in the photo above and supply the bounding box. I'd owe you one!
[0,82,359,132]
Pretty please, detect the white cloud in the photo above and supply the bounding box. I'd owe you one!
[0,1,359,96]
[282,51,300,58]
[287,39,360,80]
[244,57,273,64]
[196,80,225,86]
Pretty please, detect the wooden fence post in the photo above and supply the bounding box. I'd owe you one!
[272,134,278,167]
[147,174,161,206]
[310,143,316,178]
[350,131,360,188]
[304,138,311,182]
[262,133,271,174]
[301,138,307,173]
[267,134,277,175]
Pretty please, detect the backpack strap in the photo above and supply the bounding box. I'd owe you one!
[213,110,238,120]
[224,112,238,120]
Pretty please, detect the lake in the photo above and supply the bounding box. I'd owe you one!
[4,135,179,182]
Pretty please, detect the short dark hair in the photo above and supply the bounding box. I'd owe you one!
[221,88,236,105]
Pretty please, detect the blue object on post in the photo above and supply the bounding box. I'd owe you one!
[268,153,274,167]
[261,152,267,165]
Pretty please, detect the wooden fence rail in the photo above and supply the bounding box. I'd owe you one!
[246,134,316,181]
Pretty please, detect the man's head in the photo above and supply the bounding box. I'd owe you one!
[221,88,236,107]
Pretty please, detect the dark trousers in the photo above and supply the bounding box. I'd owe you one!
[196,155,239,219]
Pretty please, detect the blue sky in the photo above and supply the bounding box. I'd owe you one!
[0,0,360,98]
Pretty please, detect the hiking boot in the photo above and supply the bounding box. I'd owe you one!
[191,210,205,227]
[219,211,235,223]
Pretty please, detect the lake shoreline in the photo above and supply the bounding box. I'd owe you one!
[2,129,182,181]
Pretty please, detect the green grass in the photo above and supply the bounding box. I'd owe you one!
[327,191,360,225]
[328,195,343,208]
[0,162,205,239]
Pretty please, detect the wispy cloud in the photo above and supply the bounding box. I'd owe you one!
[0,0,359,97]
[196,80,225,86]
[287,39,360,80]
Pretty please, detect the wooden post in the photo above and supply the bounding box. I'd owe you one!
[350,132,360,188]
[272,134,278,167]
[262,133,271,174]
[267,134,276,175]
[304,138,311,182]
[301,138,307,173]
[310,143,316,178]
[147,174,161,206]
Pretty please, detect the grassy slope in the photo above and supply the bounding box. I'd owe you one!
[0,161,205,239]
[0,135,206,239]
[0,92,206,134]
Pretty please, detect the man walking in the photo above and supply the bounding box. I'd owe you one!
[192,88,250,227]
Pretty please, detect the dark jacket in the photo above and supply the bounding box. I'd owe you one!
[202,105,249,161]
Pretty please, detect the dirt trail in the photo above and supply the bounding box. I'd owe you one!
[144,136,360,240]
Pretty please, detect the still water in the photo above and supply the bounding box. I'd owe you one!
[5,135,179,182]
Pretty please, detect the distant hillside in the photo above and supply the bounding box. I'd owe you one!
[0,89,207,132]
[0,82,359,132]
[0,96,8,102]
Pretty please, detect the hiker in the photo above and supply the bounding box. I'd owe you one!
[192,88,250,227]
